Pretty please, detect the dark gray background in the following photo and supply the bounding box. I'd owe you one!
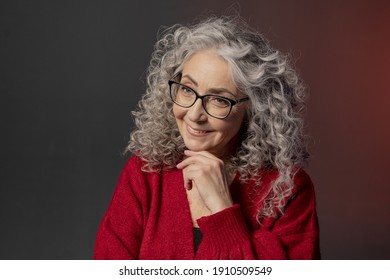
[1,0,389,259]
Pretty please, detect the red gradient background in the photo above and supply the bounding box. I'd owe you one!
[238,1,390,259]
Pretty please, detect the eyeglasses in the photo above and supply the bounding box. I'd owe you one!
[168,73,249,119]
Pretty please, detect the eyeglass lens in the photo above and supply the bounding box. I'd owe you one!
[170,83,232,118]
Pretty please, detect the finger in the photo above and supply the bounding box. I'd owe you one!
[177,152,223,169]
[184,150,219,160]
[176,156,208,169]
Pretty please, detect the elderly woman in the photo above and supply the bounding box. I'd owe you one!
[94,16,320,259]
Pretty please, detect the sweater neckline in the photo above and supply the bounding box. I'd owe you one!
[169,167,241,258]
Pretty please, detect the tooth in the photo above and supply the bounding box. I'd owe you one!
[190,127,206,134]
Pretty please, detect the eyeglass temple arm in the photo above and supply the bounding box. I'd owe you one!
[236,97,250,103]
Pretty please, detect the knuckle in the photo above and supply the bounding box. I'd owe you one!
[199,168,208,177]
[214,159,224,168]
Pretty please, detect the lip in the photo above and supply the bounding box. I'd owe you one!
[185,123,211,137]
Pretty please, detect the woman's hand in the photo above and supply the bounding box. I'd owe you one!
[176,150,234,214]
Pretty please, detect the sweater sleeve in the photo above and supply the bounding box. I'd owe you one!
[195,169,320,260]
[94,157,148,259]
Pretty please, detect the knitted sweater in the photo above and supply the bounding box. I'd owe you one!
[94,156,320,259]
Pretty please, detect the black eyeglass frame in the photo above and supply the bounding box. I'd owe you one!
[168,75,249,119]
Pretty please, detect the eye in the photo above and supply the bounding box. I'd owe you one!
[179,85,194,96]
[208,96,230,107]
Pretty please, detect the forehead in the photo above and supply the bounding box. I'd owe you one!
[181,51,236,90]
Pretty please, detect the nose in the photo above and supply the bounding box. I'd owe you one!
[187,99,207,122]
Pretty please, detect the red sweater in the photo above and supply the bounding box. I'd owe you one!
[94,156,320,259]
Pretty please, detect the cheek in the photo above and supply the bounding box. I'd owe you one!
[173,104,186,120]
[210,119,239,141]
[217,110,247,137]
[222,124,240,139]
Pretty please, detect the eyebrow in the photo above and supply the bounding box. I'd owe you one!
[181,74,236,97]
[181,74,198,86]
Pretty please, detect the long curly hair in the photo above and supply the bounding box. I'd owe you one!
[126,16,309,220]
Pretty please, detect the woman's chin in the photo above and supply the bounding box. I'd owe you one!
[184,141,210,153]
[183,143,223,157]
[184,145,208,152]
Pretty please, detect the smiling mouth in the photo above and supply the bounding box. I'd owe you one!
[186,124,210,136]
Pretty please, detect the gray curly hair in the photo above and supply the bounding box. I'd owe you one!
[126,16,309,220]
